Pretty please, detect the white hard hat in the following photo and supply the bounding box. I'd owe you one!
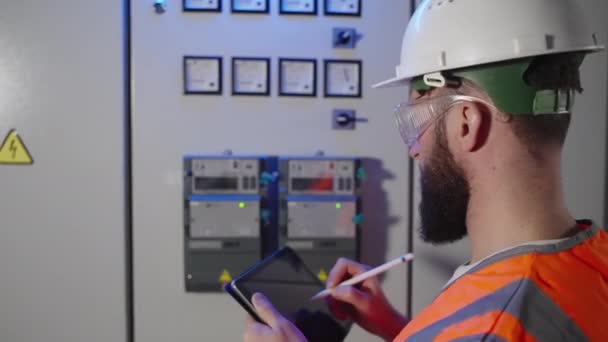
[373,0,604,89]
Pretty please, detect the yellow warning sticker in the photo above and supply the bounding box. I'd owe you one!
[0,129,33,165]
[317,269,328,282]
[218,269,232,283]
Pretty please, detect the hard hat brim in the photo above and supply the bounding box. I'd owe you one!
[371,76,410,89]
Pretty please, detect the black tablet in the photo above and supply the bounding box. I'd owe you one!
[225,247,351,342]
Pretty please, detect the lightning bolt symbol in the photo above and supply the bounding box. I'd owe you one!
[9,139,17,159]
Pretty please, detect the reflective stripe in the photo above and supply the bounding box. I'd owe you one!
[461,223,600,280]
[432,311,533,342]
[406,280,522,341]
[400,266,529,338]
[505,278,588,342]
[405,278,588,342]
[448,334,508,342]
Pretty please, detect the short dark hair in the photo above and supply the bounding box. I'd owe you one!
[509,114,571,160]
[509,52,585,150]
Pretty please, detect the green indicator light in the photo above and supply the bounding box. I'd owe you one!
[239,202,246,209]
[336,203,342,209]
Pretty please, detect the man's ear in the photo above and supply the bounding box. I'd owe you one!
[458,103,490,152]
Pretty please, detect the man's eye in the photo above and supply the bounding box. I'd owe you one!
[416,90,429,98]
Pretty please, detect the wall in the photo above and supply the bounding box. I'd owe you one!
[0,1,127,341]
[562,0,608,229]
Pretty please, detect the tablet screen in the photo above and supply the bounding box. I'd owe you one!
[231,247,351,342]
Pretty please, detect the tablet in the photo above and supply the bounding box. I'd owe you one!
[225,247,351,342]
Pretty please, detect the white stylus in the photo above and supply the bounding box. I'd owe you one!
[310,253,415,301]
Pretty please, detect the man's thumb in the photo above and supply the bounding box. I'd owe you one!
[252,293,281,328]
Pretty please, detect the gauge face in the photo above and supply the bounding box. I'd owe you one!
[184,56,222,94]
[232,0,269,13]
[324,60,361,98]
[232,58,270,96]
[279,59,317,96]
[183,0,221,11]
[280,0,317,14]
[324,0,360,16]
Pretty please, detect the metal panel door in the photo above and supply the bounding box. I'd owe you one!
[131,0,413,340]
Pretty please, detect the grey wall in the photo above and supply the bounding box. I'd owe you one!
[0,1,127,342]
[562,0,608,229]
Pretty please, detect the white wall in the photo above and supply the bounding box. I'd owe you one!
[0,1,126,342]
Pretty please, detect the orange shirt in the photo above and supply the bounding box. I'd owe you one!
[394,220,608,342]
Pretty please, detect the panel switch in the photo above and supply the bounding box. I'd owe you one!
[333,28,359,49]
[333,109,356,130]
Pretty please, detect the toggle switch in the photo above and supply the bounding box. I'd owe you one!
[333,28,359,49]
[333,109,368,130]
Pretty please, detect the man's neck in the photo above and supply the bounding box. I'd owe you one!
[466,165,577,263]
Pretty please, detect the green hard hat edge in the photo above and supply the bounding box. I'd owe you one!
[410,57,580,115]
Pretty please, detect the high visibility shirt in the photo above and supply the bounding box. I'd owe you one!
[394,220,608,342]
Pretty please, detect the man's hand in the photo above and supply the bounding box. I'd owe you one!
[326,258,408,342]
[243,293,307,342]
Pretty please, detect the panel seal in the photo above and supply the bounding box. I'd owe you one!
[124,0,134,340]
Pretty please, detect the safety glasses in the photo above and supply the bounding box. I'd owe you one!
[394,95,494,148]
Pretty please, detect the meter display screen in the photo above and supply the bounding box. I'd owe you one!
[291,178,333,192]
[195,177,238,190]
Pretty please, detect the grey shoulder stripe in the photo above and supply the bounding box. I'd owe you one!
[448,333,508,342]
[465,224,600,277]
[503,279,589,342]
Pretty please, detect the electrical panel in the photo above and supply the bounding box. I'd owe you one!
[182,155,362,290]
[183,155,278,292]
[132,0,416,339]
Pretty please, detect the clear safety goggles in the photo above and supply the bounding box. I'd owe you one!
[394,95,494,148]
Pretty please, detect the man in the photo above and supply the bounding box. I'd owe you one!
[243,0,608,340]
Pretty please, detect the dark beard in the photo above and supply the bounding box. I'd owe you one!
[418,119,470,244]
